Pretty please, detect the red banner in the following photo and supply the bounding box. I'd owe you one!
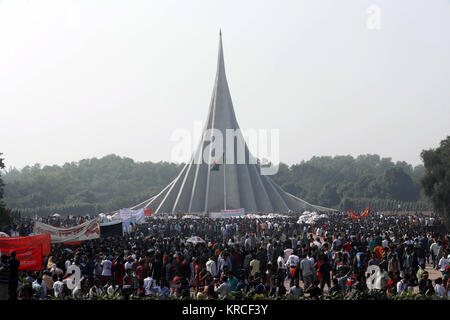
[144,208,152,217]
[0,234,51,257]
[1,245,43,271]
[64,241,82,245]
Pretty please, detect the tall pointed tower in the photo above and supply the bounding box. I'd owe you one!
[132,33,332,214]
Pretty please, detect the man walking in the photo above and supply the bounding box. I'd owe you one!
[300,254,314,291]
[8,251,20,300]
[0,255,9,300]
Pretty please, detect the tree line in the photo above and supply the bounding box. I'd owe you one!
[0,154,13,225]
[2,155,181,217]
[272,154,430,211]
[0,153,433,217]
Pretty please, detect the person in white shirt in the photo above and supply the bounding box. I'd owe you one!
[285,253,299,270]
[438,253,448,273]
[206,258,218,277]
[143,275,155,296]
[429,241,439,267]
[285,252,300,287]
[434,278,446,297]
[373,266,389,290]
[88,279,103,299]
[53,276,65,298]
[277,254,286,270]
[396,277,407,294]
[124,256,134,271]
[283,248,293,262]
[32,277,47,299]
[214,276,231,298]
[106,280,121,298]
[101,256,112,276]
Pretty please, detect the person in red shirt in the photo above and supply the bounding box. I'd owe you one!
[112,257,125,286]
[386,271,397,298]
[136,259,147,281]
[343,242,351,253]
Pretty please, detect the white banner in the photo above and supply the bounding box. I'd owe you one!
[221,208,245,216]
[119,208,146,224]
[33,218,100,243]
[209,208,245,219]
[209,212,223,219]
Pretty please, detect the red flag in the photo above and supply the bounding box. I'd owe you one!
[144,208,152,217]
[360,205,370,218]
[348,206,370,220]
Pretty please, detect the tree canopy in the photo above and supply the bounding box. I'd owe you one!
[0,153,12,225]
[3,154,181,216]
[2,153,431,216]
[272,154,428,211]
[421,136,450,229]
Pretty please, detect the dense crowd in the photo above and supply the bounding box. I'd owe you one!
[0,211,449,300]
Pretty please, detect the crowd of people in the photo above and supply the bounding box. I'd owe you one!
[0,211,449,300]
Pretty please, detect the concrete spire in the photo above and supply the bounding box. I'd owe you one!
[131,35,334,214]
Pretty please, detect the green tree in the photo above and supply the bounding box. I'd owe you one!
[0,153,12,226]
[2,153,433,216]
[318,183,340,207]
[421,136,450,230]
[381,167,421,201]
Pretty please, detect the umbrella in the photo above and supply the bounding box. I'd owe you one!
[0,232,9,237]
[186,236,205,245]
[52,213,61,217]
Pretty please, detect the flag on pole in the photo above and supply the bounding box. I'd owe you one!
[348,206,370,220]
[360,205,370,218]
[210,153,224,171]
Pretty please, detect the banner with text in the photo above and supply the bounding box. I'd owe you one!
[33,219,100,243]
[0,245,43,271]
[209,208,245,219]
[0,234,51,257]
[119,208,146,224]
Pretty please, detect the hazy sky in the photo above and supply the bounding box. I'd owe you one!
[0,0,449,170]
